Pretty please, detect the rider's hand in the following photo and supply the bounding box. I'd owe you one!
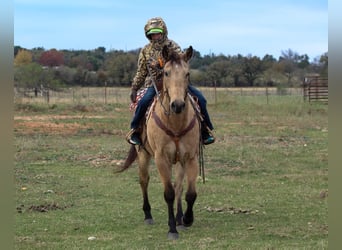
[130,88,137,103]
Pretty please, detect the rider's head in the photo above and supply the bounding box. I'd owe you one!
[144,17,168,42]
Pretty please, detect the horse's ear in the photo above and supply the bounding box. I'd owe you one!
[184,46,193,62]
[162,45,169,61]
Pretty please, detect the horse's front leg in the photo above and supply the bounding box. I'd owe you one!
[156,157,178,240]
[183,157,198,227]
[138,151,153,224]
[174,163,185,228]
[165,181,178,239]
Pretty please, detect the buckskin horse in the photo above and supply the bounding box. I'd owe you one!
[118,45,200,240]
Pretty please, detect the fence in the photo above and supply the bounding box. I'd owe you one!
[14,86,304,105]
[303,77,328,103]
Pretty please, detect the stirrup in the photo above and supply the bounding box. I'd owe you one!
[201,128,215,145]
[203,135,215,145]
[126,129,142,145]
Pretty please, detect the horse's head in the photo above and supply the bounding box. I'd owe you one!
[162,45,193,114]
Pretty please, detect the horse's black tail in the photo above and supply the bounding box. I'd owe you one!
[115,145,137,173]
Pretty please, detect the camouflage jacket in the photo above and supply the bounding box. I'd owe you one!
[131,39,182,91]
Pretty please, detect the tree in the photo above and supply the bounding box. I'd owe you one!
[297,54,310,69]
[14,49,32,66]
[97,70,108,85]
[14,63,44,89]
[73,67,87,86]
[95,46,106,54]
[242,55,265,86]
[69,54,89,69]
[189,49,203,69]
[319,52,328,77]
[105,51,137,85]
[277,49,299,85]
[13,44,327,88]
[206,59,230,87]
[14,46,24,57]
[39,49,64,67]
[54,66,77,86]
[262,54,276,68]
[31,47,45,63]
[228,54,244,86]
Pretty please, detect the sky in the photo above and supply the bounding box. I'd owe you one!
[14,0,328,61]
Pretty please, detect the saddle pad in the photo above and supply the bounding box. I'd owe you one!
[129,88,147,112]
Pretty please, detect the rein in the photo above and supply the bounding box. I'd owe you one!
[147,62,170,116]
[152,111,197,163]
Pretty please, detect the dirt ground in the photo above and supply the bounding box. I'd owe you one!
[13,115,103,135]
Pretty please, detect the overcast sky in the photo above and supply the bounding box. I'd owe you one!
[14,0,328,61]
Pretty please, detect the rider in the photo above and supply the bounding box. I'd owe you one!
[127,17,215,145]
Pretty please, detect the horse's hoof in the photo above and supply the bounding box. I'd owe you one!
[144,218,154,225]
[176,224,188,231]
[182,217,193,227]
[167,232,179,240]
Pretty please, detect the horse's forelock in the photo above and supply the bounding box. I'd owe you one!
[167,50,182,65]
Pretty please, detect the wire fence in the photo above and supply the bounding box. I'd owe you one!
[14,86,304,105]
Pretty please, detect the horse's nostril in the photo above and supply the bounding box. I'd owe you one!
[171,100,185,114]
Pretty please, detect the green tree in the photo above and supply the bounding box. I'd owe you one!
[14,63,42,89]
[31,47,45,63]
[242,55,265,86]
[206,58,230,87]
[105,51,137,86]
[54,66,77,86]
[228,54,244,86]
[319,52,328,77]
[73,67,87,86]
[297,54,310,69]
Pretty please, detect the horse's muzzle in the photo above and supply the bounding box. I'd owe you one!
[171,100,185,114]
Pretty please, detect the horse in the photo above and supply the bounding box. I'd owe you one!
[118,45,200,240]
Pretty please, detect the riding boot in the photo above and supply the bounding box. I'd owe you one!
[201,124,215,145]
[126,129,142,145]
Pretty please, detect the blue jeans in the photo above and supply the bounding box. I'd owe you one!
[130,87,157,129]
[188,85,214,130]
[130,86,214,130]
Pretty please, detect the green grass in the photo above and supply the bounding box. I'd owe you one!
[14,93,328,249]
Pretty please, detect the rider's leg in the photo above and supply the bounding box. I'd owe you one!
[188,85,215,145]
[127,87,157,145]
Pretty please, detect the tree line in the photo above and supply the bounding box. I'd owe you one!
[14,45,328,91]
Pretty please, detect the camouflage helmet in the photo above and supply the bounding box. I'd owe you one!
[144,17,168,41]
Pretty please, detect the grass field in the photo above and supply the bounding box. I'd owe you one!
[14,89,328,249]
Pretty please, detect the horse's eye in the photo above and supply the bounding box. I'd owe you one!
[186,72,190,78]
[164,71,169,77]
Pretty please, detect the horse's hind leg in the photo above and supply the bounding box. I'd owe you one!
[183,158,198,227]
[138,150,153,224]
